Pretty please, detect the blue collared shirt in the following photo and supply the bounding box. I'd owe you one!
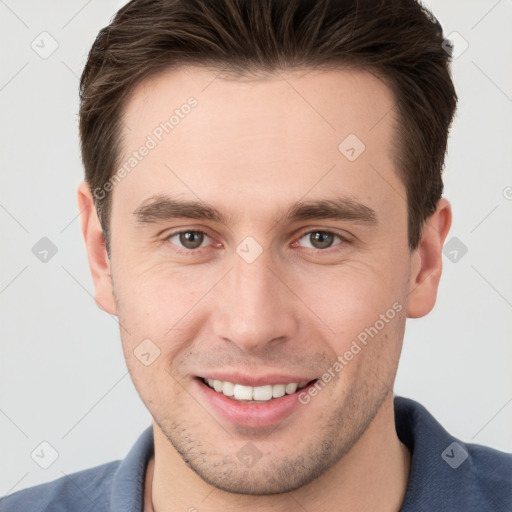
[1,397,511,511]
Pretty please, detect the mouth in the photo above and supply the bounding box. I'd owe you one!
[194,370,323,427]
[197,376,317,403]
[194,375,320,428]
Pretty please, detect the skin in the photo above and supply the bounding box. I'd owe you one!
[78,66,451,511]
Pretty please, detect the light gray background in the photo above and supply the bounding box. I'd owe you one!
[1,0,511,496]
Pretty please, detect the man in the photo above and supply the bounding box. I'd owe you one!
[1,0,510,510]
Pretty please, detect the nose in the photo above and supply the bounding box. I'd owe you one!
[211,246,300,353]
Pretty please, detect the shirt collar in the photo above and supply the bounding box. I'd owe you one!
[109,424,154,512]
[395,396,475,511]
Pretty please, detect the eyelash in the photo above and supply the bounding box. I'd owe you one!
[165,229,349,254]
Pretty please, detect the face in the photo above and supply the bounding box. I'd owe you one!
[80,66,446,494]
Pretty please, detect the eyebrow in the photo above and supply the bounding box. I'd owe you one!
[133,194,378,227]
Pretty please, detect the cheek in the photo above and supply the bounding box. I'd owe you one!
[328,301,406,375]
[113,261,208,332]
[301,259,408,378]
[124,351,190,418]
[305,260,404,329]
[322,304,406,403]
[113,265,214,385]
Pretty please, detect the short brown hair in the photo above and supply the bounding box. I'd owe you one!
[79,0,457,254]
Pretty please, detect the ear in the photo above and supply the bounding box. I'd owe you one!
[77,181,117,315]
[406,198,452,318]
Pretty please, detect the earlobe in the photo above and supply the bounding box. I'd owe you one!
[77,181,117,315]
[406,198,452,318]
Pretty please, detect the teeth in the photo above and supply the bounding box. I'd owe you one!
[222,381,235,396]
[253,384,273,401]
[285,383,298,394]
[233,384,253,400]
[272,384,286,398]
[203,378,311,401]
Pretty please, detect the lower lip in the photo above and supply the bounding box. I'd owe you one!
[194,378,317,428]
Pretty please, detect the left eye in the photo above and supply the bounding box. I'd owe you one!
[296,230,343,250]
[167,230,211,250]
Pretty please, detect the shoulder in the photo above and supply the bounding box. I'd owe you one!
[0,425,154,512]
[395,396,512,511]
[0,460,120,512]
[464,441,512,502]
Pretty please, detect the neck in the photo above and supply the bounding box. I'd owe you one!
[145,394,410,512]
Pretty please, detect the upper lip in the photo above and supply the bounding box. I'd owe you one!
[197,373,317,387]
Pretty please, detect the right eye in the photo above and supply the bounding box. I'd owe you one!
[165,230,213,251]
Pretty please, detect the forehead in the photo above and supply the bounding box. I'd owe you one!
[114,65,403,222]
[121,64,397,147]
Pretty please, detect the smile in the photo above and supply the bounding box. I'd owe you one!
[200,377,315,402]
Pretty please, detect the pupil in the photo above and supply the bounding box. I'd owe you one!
[180,231,203,249]
[311,231,333,249]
